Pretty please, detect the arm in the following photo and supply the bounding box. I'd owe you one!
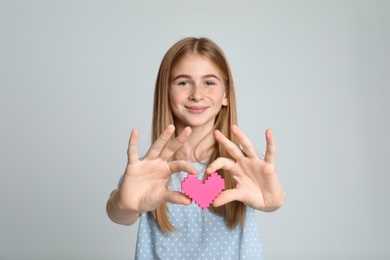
[106,188,140,226]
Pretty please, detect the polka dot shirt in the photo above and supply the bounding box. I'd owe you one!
[134,162,263,260]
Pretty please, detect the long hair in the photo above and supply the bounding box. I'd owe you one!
[151,37,246,233]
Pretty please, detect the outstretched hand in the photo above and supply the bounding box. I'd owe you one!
[206,125,285,211]
[116,125,198,214]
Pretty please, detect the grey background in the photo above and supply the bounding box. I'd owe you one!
[1,0,389,259]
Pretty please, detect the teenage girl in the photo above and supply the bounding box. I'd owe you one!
[106,37,285,259]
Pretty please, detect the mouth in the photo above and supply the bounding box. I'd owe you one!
[185,105,208,114]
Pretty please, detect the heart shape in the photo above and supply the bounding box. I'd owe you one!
[181,172,225,210]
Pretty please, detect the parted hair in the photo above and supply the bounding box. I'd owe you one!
[151,37,246,233]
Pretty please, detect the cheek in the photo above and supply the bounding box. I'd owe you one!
[210,90,227,104]
[169,91,182,107]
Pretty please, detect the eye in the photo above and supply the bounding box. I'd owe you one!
[178,81,190,86]
[205,81,215,86]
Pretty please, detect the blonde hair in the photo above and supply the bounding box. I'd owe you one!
[151,37,246,232]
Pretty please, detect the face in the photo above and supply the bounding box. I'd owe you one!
[169,54,228,132]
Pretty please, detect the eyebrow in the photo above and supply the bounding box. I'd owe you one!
[171,74,222,82]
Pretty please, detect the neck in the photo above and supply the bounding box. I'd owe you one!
[174,126,215,162]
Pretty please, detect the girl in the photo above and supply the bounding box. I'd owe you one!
[106,37,285,259]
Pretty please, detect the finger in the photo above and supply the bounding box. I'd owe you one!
[213,129,245,161]
[205,157,235,174]
[264,129,276,164]
[164,190,193,205]
[168,160,199,176]
[230,125,259,158]
[212,189,242,207]
[144,124,175,159]
[127,129,139,164]
[159,126,192,161]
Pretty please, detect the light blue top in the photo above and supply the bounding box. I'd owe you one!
[134,162,263,260]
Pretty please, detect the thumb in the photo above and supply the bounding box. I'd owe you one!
[164,191,193,206]
[212,189,240,207]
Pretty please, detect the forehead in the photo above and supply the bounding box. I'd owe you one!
[171,54,221,75]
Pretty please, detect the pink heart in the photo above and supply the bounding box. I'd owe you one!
[181,172,225,210]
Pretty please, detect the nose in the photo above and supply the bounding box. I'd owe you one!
[189,84,203,101]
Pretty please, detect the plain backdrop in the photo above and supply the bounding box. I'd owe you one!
[1,0,389,259]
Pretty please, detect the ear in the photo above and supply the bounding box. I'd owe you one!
[222,92,228,106]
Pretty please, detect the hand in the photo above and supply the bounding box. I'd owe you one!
[116,125,198,214]
[206,125,285,211]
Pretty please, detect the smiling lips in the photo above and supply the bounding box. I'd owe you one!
[185,105,208,114]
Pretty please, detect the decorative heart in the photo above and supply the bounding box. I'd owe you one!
[181,172,225,210]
